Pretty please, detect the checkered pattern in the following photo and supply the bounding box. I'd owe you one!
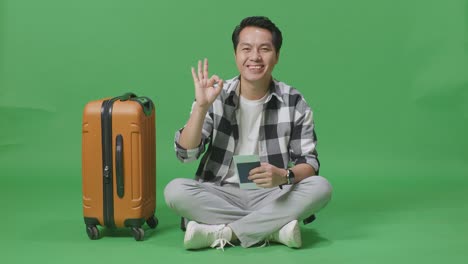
[175,76,319,183]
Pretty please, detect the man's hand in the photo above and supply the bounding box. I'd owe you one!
[191,58,223,110]
[178,58,223,150]
[248,162,287,188]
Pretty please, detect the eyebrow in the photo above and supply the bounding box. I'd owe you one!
[239,42,273,47]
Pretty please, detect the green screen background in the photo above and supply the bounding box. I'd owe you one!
[1,0,467,263]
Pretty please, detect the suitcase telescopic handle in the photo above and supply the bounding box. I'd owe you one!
[115,134,125,198]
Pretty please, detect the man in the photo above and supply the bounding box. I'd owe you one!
[164,16,332,250]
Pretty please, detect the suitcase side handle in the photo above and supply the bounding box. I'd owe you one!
[115,134,125,198]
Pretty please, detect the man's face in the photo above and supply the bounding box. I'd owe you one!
[235,26,279,84]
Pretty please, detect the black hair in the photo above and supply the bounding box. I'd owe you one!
[231,16,283,53]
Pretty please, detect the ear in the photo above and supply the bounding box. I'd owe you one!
[275,51,280,64]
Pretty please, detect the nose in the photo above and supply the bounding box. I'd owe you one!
[250,50,261,61]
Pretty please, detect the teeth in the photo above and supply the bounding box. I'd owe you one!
[248,66,262,69]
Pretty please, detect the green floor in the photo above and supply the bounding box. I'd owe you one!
[2,157,467,264]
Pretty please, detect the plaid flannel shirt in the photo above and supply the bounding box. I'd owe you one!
[174,76,319,184]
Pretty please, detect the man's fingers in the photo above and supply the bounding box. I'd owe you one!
[214,80,223,96]
[207,75,216,87]
[207,75,221,85]
[203,58,208,80]
[253,178,268,184]
[248,172,266,181]
[191,67,199,82]
[253,178,270,186]
[193,59,222,94]
[210,74,220,82]
[249,165,265,176]
[205,76,223,96]
[197,60,203,80]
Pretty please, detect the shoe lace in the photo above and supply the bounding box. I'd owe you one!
[210,238,235,251]
[209,227,235,251]
[257,239,271,248]
[257,231,278,248]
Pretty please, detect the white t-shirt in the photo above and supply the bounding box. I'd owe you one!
[223,92,269,184]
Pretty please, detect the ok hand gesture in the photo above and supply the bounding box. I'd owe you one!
[191,58,223,110]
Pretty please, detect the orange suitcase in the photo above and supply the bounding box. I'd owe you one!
[82,93,157,241]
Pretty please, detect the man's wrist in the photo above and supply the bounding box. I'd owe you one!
[284,169,295,185]
[193,103,210,113]
[282,169,289,185]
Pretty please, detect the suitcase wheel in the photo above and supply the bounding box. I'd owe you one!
[146,216,158,229]
[131,227,145,241]
[86,225,99,240]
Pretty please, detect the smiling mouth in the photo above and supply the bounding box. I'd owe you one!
[247,65,264,70]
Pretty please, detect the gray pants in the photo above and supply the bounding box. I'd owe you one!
[164,176,332,247]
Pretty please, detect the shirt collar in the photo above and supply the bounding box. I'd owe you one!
[226,76,284,107]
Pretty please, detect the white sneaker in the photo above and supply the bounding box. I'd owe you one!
[267,220,302,248]
[184,221,234,250]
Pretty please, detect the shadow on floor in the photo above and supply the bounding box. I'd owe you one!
[301,228,332,249]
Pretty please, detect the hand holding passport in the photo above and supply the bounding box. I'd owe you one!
[233,155,261,189]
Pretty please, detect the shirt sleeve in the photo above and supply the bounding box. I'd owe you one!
[174,101,213,163]
[289,100,320,174]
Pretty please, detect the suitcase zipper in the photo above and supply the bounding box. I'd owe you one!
[101,99,115,228]
[100,93,146,229]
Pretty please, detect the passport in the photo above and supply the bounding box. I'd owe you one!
[233,155,261,189]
